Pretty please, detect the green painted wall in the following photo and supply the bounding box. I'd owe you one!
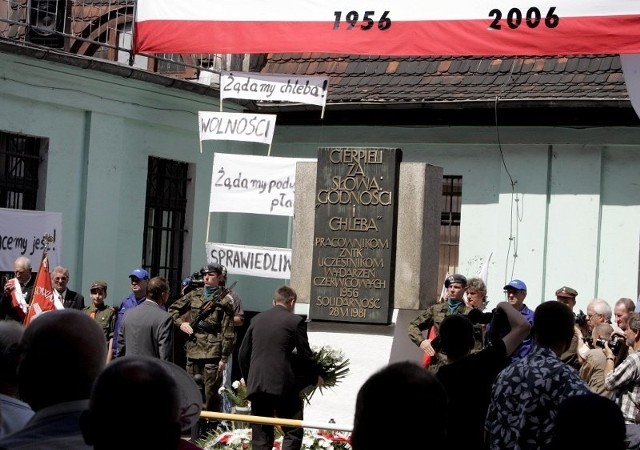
[2,50,640,313]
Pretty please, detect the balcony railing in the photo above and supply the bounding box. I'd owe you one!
[0,0,264,87]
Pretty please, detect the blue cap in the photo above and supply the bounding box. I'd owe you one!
[129,268,149,280]
[503,279,527,291]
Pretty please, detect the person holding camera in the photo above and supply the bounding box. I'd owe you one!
[604,312,640,449]
[578,323,615,397]
[168,263,235,415]
[436,301,531,450]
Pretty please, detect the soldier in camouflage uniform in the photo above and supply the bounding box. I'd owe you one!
[408,274,481,372]
[83,280,116,363]
[169,263,235,412]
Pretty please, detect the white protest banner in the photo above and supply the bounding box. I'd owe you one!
[0,208,63,271]
[135,0,640,56]
[198,111,277,145]
[210,153,315,216]
[220,71,329,107]
[206,242,291,279]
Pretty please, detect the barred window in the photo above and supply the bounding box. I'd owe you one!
[0,131,42,210]
[142,156,190,296]
[439,175,461,294]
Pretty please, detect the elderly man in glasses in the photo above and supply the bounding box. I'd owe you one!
[51,266,85,310]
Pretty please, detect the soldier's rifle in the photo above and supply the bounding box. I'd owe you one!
[187,281,237,341]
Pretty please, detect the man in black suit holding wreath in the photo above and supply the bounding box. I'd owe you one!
[239,285,323,450]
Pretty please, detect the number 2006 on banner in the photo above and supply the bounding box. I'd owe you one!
[332,7,561,32]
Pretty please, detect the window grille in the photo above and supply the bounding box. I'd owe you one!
[0,131,41,210]
[438,175,461,296]
[142,157,189,296]
[0,131,42,285]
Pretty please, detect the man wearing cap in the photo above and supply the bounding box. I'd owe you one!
[111,268,150,360]
[556,286,578,310]
[497,279,535,362]
[168,263,235,417]
[408,273,479,372]
[83,281,116,363]
[555,286,581,370]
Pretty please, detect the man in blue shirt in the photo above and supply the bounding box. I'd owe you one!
[485,279,534,362]
[111,268,149,360]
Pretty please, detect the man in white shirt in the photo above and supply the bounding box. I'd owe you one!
[51,266,85,310]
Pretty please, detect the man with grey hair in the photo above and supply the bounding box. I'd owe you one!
[587,298,613,330]
[51,266,85,310]
[0,256,34,322]
[577,299,614,361]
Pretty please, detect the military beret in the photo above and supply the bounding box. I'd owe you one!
[555,286,578,298]
[200,263,223,275]
[444,273,467,288]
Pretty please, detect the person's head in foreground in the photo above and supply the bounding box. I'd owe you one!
[548,393,626,450]
[352,361,447,450]
[18,309,106,411]
[81,355,182,450]
[533,300,576,355]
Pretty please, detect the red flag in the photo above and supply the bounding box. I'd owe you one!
[23,255,56,326]
[421,326,438,368]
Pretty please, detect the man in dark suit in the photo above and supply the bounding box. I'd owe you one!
[52,266,85,309]
[239,285,323,450]
[116,276,174,361]
[0,256,35,322]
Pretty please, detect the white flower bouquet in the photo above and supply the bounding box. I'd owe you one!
[218,379,249,408]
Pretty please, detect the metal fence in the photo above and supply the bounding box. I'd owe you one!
[0,0,262,87]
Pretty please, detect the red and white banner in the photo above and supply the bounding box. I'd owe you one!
[134,0,640,56]
[23,255,63,326]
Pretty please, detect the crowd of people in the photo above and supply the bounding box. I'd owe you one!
[1,254,639,450]
[405,273,639,450]
[0,256,322,450]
